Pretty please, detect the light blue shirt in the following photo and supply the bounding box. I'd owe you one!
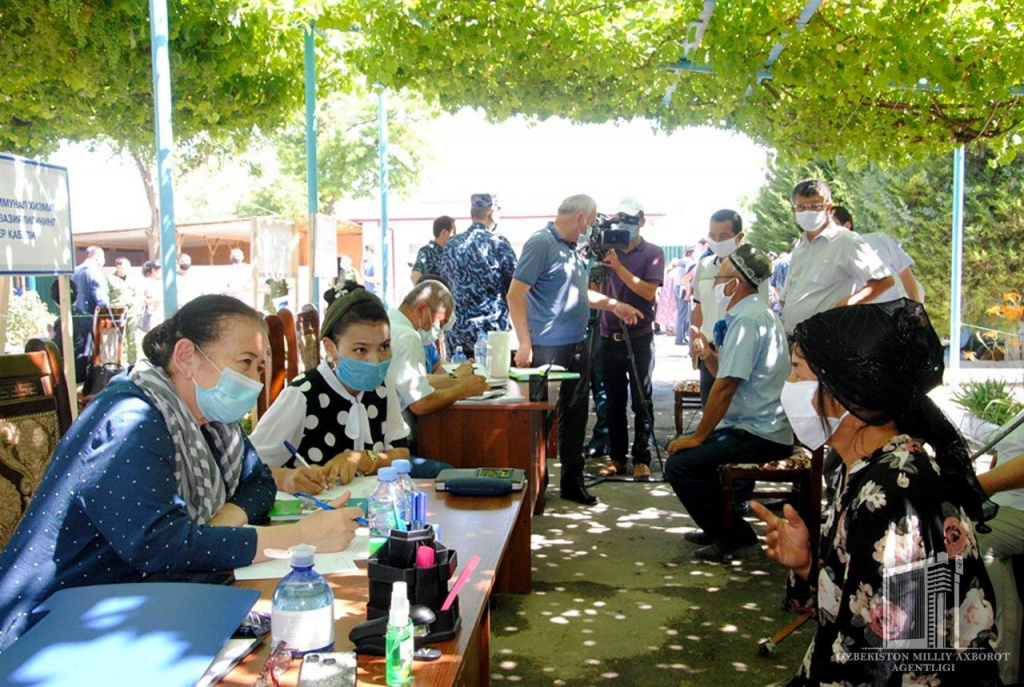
[717,294,793,446]
[513,224,590,346]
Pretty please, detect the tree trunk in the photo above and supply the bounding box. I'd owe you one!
[131,150,161,261]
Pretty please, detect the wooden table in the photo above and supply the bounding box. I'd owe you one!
[417,378,559,594]
[226,486,523,687]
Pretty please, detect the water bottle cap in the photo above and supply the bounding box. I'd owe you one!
[377,467,398,482]
[289,544,316,567]
[392,459,412,475]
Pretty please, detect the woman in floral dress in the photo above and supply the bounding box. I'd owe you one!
[753,300,999,686]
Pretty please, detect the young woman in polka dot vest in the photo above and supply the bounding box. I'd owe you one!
[251,283,449,495]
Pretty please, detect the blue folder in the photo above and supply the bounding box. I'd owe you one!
[0,582,260,687]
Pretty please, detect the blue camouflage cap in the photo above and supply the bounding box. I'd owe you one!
[471,193,497,211]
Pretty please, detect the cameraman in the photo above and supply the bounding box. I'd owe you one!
[508,194,642,506]
[597,198,665,481]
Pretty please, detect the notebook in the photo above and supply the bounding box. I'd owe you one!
[434,467,527,491]
[0,583,259,687]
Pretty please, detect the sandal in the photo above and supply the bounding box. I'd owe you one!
[598,460,627,477]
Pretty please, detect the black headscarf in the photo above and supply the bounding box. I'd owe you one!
[792,299,994,527]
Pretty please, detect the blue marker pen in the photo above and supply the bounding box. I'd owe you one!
[294,492,335,510]
[294,492,369,526]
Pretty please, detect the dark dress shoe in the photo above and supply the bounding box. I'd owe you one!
[561,485,598,506]
[585,444,610,458]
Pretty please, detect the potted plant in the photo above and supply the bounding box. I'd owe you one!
[951,379,1024,448]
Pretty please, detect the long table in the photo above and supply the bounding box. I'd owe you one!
[417,378,559,594]
[226,486,523,686]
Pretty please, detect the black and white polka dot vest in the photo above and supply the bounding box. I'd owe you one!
[287,366,391,467]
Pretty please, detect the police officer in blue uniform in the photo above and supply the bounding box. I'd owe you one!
[439,193,517,355]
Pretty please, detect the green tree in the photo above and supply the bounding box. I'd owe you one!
[1,0,343,257]
[745,150,1024,336]
[237,90,437,217]
[323,0,1024,165]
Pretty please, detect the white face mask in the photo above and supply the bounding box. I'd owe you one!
[714,279,736,312]
[417,309,442,345]
[795,210,828,233]
[780,380,849,450]
[708,236,738,258]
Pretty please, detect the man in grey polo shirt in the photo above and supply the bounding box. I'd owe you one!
[665,244,793,561]
[508,194,642,506]
[780,179,894,335]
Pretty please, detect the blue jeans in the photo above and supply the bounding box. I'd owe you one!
[675,297,690,345]
[665,428,791,546]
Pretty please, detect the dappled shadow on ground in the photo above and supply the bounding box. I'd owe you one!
[490,480,814,686]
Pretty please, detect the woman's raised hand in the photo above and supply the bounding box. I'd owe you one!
[750,502,812,577]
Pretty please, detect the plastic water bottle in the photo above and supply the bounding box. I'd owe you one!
[385,581,414,685]
[473,335,491,376]
[369,467,400,554]
[271,544,335,655]
[451,345,468,365]
[391,459,416,526]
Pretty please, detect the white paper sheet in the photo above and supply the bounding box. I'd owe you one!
[276,475,379,502]
[234,530,371,580]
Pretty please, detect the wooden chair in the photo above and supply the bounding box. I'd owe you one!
[79,307,127,411]
[258,313,287,417]
[93,307,127,367]
[0,338,73,549]
[719,446,824,556]
[295,306,321,372]
[276,307,299,382]
[673,379,702,435]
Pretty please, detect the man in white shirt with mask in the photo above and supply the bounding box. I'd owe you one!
[691,209,757,406]
[386,280,488,447]
[831,205,922,303]
[780,179,894,335]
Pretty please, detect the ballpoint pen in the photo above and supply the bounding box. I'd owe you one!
[294,492,369,526]
[283,440,312,468]
[283,440,329,488]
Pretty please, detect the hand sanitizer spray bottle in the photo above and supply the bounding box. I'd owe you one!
[385,581,414,685]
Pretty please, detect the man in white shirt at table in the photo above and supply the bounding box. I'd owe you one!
[386,280,488,447]
[780,179,895,335]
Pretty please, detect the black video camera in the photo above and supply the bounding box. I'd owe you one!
[579,214,638,261]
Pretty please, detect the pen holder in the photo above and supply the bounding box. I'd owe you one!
[366,525,462,643]
[528,374,548,402]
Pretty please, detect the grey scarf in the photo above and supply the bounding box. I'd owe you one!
[129,359,245,524]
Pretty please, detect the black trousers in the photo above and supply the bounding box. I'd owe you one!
[532,340,590,491]
[665,428,792,546]
[600,332,655,466]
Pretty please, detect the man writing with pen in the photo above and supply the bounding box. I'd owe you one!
[250,283,451,494]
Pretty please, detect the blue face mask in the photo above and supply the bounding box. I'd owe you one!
[193,347,264,424]
[626,224,640,241]
[336,355,391,392]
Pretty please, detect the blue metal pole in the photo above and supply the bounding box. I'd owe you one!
[304,23,319,308]
[378,90,390,303]
[148,0,178,316]
[949,145,965,384]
